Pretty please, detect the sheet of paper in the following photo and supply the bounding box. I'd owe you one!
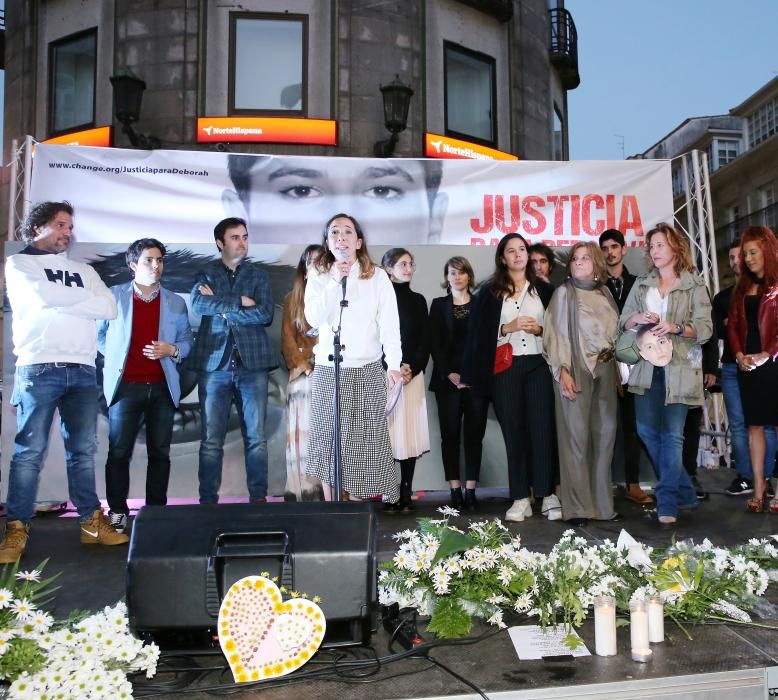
[507,625,590,660]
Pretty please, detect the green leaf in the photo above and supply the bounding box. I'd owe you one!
[562,632,584,650]
[508,571,533,595]
[615,618,630,628]
[427,598,472,638]
[431,529,477,566]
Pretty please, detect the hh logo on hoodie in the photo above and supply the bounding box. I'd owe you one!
[44,269,84,287]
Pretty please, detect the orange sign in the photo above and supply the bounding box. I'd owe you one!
[43,126,112,147]
[424,133,517,161]
[197,117,337,146]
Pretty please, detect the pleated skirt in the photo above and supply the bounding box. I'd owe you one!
[388,371,431,460]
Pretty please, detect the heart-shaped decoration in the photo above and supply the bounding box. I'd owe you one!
[218,575,326,683]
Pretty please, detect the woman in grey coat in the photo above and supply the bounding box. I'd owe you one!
[620,223,712,526]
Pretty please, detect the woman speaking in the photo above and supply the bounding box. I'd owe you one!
[304,214,402,502]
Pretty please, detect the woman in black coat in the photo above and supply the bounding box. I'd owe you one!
[429,256,489,510]
[462,233,558,522]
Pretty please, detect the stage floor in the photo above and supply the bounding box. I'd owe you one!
[11,466,778,699]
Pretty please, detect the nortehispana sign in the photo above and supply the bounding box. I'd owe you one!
[30,145,671,246]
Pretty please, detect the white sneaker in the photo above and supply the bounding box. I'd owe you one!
[505,498,533,522]
[541,495,562,521]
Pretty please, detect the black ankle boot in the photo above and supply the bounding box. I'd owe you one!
[464,488,477,511]
[450,488,464,509]
[399,482,414,512]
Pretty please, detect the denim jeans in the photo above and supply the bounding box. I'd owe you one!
[8,363,101,524]
[105,381,176,514]
[634,367,697,518]
[198,368,268,503]
[720,363,776,479]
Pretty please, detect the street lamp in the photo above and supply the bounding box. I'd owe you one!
[373,75,413,158]
[109,70,160,149]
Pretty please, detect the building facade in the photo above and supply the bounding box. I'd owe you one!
[638,77,778,285]
[3,0,581,237]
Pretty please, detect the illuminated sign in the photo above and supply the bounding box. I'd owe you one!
[424,133,517,161]
[197,117,337,146]
[43,126,112,147]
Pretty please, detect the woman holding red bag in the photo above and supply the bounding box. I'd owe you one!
[462,233,557,522]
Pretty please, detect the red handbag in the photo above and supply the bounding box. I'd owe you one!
[494,342,513,374]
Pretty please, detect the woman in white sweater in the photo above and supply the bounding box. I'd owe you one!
[304,213,402,501]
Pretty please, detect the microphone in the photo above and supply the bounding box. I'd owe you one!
[335,250,350,303]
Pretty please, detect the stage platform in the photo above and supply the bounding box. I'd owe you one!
[10,466,778,699]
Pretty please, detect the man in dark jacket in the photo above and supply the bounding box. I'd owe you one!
[189,217,275,504]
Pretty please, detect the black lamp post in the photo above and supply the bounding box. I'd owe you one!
[373,75,413,158]
[110,70,160,149]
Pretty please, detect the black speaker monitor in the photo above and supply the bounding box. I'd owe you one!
[126,502,377,649]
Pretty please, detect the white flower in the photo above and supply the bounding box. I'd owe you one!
[15,570,41,583]
[485,594,508,605]
[437,505,459,517]
[31,611,54,632]
[11,598,35,621]
[486,610,506,629]
[0,588,13,609]
[513,594,532,613]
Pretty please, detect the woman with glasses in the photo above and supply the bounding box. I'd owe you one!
[429,256,489,510]
[381,248,430,511]
[544,242,621,526]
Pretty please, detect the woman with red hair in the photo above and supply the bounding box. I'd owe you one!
[728,226,778,513]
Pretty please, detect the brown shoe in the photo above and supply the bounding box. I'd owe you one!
[0,521,30,564]
[625,483,655,505]
[80,509,129,546]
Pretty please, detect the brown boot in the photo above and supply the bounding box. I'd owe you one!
[625,483,655,505]
[80,509,129,546]
[0,521,30,564]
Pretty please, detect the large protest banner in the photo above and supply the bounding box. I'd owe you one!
[5,146,668,506]
[30,145,672,247]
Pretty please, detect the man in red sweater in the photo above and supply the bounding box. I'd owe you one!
[97,239,193,533]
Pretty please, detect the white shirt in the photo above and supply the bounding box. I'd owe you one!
[498,282,545,356]
[304,263,402,371]
[5,249,117,366]
[646,287,669,319]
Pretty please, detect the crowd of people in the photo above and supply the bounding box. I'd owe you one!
[1,200,776,564]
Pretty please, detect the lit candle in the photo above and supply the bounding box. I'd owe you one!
[630,600,650,655]
[594,595,617,656]
[647,595,664,643]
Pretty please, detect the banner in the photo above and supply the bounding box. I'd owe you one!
[30,145,672,247]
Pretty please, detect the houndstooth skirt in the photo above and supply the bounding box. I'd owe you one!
[306,360,399,502]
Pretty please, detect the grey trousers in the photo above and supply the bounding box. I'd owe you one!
[555,360,618,520]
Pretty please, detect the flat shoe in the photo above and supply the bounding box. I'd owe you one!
[625,484,655,505]
[566,517,588,527]
[769,498,778,513]
[746,495,766,513]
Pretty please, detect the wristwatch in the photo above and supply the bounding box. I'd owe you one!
[172,345,180,361]
[675,322,685,336]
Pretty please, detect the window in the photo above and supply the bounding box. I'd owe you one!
[229,13,308,115]
[706,138,740,171]
[746,97,777,148]
[49,30,97,135]
[552,106,564,160]
[671,166,684,199]
[444,42,496,145]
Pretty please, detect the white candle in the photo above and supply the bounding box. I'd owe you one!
[648,595,664,643]
[630,600,650,652]
[594,595,617,656]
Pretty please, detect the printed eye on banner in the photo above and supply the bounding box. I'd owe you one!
[197,117,337,146]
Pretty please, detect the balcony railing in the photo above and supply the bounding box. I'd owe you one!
[715,202,778,250]
[549,8,580,90]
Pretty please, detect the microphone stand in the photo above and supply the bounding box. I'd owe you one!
[328,276,348,503]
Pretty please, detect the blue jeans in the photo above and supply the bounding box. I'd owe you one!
[720,363,776,479]
[198,368,268,503]
[8,364,101,524]
[634,367,697,518]
[105,381,176,514]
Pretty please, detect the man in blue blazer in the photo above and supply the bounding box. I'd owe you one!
[97,238,193,533]
[188,217,275,504]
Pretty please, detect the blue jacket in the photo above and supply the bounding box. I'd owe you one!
[188,259,275,372]
[97,283,193,407]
